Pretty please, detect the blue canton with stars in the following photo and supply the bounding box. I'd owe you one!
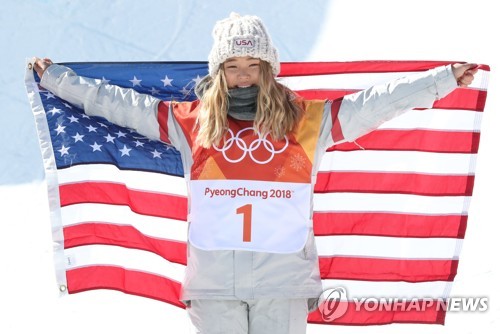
[36,62,210,177]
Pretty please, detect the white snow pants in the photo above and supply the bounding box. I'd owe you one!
[187,298,309,334]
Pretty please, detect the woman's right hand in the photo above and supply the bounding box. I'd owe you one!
[32,57,54,79]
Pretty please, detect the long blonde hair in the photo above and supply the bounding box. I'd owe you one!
[196,61,304,148]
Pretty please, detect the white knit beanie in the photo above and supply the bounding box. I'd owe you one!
[208,12,280,77]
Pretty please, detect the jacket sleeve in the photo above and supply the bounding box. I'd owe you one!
[325,64,458,145]
[40,64,164,142]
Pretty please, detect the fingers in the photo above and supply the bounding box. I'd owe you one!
[457,71,475,87]
[456,63,478,88]
[32,56,53,78]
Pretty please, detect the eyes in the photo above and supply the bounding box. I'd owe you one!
[224,61,260,71]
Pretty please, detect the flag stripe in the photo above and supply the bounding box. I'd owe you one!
[321,279,453,299]
[330,129,480,153]
[64,244,185,282]
[315,172,474,196]
[64,223,187,265]
[60,183,470,220]
[59,182,187,220]
[280,61,490,76]
[378,109,482,132]
[313,212,467,238]
[320,150,475,175]
[67,266,185,308]
[57,165,187,195]
[330,98,344,142]
[157,101,170,143]
[280,67,489,91]
[315,235,462,259]
[61,203,187,241]
[319,256,457,282]
[63,222,458,282]
[307,301,446,325]
[313,193,469,215]
[295,89,487,112]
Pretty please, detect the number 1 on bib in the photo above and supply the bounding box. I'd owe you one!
[236,204,252,242]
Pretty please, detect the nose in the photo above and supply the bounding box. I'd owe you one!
[238,69,250,78]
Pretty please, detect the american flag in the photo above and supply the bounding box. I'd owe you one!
[26,60,489,325]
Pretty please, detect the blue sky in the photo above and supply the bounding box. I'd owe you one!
[1,0,498,333]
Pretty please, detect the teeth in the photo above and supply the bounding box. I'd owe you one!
[238,85,251,88]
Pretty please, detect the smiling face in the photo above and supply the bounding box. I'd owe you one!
[223,56,261,89]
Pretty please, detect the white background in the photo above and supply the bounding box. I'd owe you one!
[1,0,498,333]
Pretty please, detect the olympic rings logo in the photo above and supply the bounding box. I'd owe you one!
[213,127,288,164]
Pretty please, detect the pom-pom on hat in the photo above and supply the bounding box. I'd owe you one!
[208,12,280,77]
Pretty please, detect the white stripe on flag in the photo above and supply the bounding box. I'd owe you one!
[319,150,476,175]
[316,235,462,259]
[313,193,469,215]
[281,69,488,91]
[321,279,453,300]
[57,164,188,196]
[378,108,482,131]
[61,203,188,242]
[65,244,185,282]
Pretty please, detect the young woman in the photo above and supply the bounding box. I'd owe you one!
[33,12,477,334]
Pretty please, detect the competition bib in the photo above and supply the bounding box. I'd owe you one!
[188,179,311,253]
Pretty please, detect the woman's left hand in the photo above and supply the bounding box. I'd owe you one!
[452,63,478,87]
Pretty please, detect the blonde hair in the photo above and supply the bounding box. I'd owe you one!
[196,61,303,148]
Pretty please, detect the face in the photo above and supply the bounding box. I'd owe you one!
[223,56,260,89]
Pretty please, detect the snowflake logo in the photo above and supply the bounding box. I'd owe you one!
[290,154,306,171]
[274,166,285,178]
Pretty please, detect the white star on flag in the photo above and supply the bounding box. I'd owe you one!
[72,133,85,143]
[90,142,102,152]
[119,145,132,156]
[129,76,142,87]
[151,149,162,158]
[55,124,66,135]
[67,115,79,123]
[192,75,204,86]
[44,91,55,99]
[161,75,173,86]
[48,107,62,116]
[116,131,127,138]
[104,134,116,143]
[180,86,191,97]
[58,145,69,156]
[86,124,97,132]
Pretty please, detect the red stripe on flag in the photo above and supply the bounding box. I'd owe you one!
[319,257,458,282]
[280,61,457,76]
[307,300,446,325]
[59,182,188,221]
[330,129,481,153]
[315,172,475,196]
[330,98,344,142]
[280,61,490,76]
[157,101,170,143]
[67,266,185,308]
[64,223,187,265]
[313,212,467,238]
[295,89,487,112]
